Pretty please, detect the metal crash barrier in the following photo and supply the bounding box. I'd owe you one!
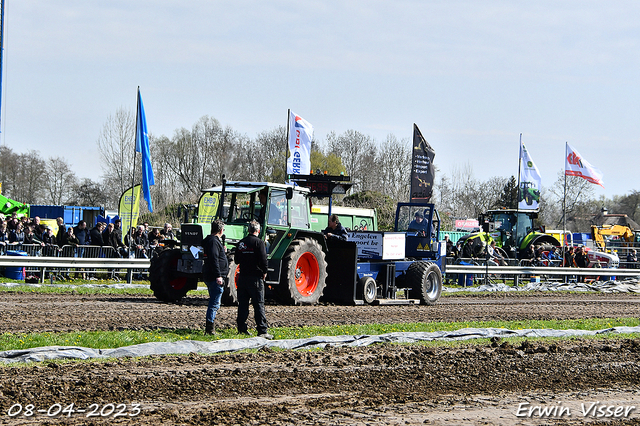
[446,258,638,286]
[0,244,152,283]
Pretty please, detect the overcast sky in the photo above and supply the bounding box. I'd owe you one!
[2,1,639,200]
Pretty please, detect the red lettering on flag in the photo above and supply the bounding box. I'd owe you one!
[567,152,582,167]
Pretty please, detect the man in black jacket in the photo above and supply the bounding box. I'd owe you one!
[322,214,348,241]
[234,219,272,339]
[89,223,105,246]
[203,219,229,335]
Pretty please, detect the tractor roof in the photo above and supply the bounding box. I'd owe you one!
[201,181,310,194]
[487,208,539,214]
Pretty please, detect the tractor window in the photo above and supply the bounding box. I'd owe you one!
[268,190,288,226]
[397,205,430,233]
[226,193,254,223]
[290,191,309,229]
[515,213,533,244]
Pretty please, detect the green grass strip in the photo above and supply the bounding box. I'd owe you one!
[1,318,638,351]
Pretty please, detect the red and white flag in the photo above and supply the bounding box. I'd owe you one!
[565,143,604,188]
[286,111,313,176]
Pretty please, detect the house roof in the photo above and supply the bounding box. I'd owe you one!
[591,212,640,231]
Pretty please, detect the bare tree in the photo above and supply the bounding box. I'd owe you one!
[326,130,377,192]
[547,170,597,229]
[44,157,77,205]
[68,178,110,207]
[152,116,248,205]
[244,126,287,182]
[193,116,245,185]
[609,190,640,223]
[377,134,411,201]
[97,107,136,204]
[10,150,47,204]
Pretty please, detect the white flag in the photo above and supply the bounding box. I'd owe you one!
[519,140,541,210]
[286,111,313,176]
[565,143,604,188]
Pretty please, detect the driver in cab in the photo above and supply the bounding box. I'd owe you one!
[258,188,286,226]
[408,211,427,233]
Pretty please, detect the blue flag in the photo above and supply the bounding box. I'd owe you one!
[136,88,155,212]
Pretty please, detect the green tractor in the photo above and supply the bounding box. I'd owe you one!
[456,209,560,260]
[150,180,331,305]
[518,181,540,206]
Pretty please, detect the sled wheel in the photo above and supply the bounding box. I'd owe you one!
[149,249,195,303]
[222,259,240,305]
[407,261,443,305]
[357,276,377,304]
[280,238,327,305]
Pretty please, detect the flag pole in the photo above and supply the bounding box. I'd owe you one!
[129,87,139,253]
[284,109,290,183]
[514,133,522,262]
[562,142,568,270]
[0,0,5,136]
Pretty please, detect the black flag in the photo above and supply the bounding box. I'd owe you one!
[410,124,435,202]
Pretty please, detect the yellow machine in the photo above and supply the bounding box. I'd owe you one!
[590,225,640,250]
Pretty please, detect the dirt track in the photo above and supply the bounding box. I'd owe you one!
[1,292,640,425]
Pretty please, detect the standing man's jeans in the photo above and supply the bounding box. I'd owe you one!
[205,280,225,323]
[236,275,268,335]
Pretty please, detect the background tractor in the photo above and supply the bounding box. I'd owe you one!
[456,209,560,260]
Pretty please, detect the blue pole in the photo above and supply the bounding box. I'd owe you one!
[0,0,5,134]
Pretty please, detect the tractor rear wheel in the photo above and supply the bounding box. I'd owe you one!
[222,259,239,305]
[149,249,196,303]
[279,238,327,305]
[407,261,442,305]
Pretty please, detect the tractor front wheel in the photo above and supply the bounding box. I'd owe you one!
[407,261,442,305]
[279,238,327,305]
[149,249,196,303]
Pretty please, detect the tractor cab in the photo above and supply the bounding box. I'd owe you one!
[479,209,535,256]
[198,181,313,255]
[395,202,441,260]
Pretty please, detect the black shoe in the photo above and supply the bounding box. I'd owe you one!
[204,321,215,335]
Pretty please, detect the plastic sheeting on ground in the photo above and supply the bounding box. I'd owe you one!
[443,278,640,293]
[3,279,640,293]
[2,326,640,364]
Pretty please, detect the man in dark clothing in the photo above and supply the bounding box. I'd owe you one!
[132,225,149,258]
[626,249,638,269]
[113,219,123,243]
[234,219,272,339]
[202,219,229,335]
[55,217,67,246]
[73,221,90,245]
[89,223,105,246]
[102,223,122,256]
[42,226,58,257]
[322,214,348,241]
[408,211,427,233]
[574,246,589,282]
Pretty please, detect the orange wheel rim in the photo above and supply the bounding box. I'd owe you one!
[294,252,319,297]
[170,276,187,290]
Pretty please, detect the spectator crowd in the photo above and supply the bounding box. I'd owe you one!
[0,213,177,259]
